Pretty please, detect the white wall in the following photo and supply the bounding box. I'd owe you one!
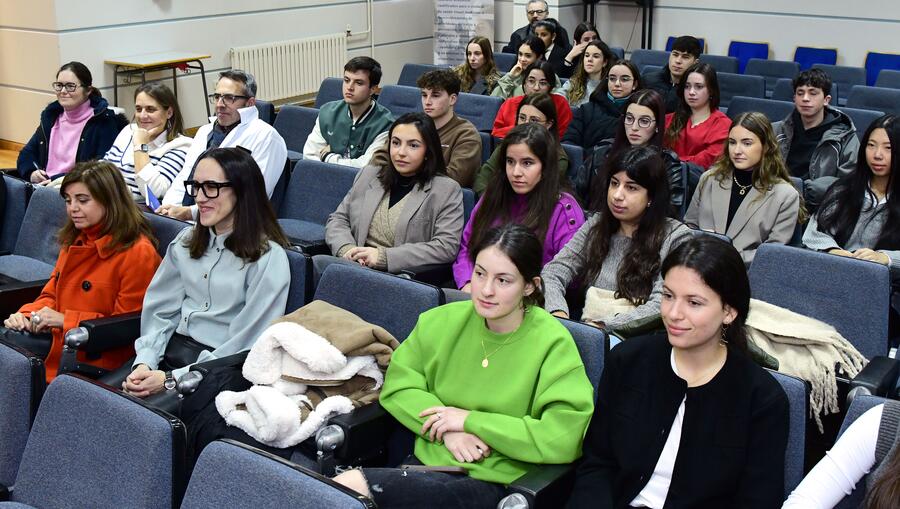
[0,0,434,143]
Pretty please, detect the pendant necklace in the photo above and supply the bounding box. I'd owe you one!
[480,316,523,368]
[732,175,752,196]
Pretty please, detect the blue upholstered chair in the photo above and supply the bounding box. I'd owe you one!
[744,58,800,98]
[0,341,45,492]
[315,77,344,108]
[716,72,766,110]
[398,63,449,87]
[273,105,320,164]
[378,85,422,117]
[254,100,276,126]
[768,370,808,498]
[726,96,794,123]
[0,175,30,255]
[811,64,866,106]
[455,93,503,132]
[630,49,669,71]
[845,85,900,116]
[793,47,837,71]
[0,186,67,283]
[874,69,900,90]
[728,41,769,73]
[700,54,739,74]
[839,106,885,143]
[494,52,517,73]
[864,52,900,86]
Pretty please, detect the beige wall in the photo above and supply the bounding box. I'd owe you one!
[0,0,434,143]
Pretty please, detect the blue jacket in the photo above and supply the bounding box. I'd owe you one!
[17,95,123,180]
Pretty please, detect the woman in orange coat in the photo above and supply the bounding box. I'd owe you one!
[2,160,161,380]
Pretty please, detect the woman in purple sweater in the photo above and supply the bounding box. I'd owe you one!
[453,123,584,291]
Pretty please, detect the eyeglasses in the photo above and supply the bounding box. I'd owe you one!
[525,78,550,88]
[184,180,233,199]
[51,82,82,93]
[623,114,656,128]
[607,76,634,85]
[527,9,547,15]
[517,114,548,125]
[207,93,250,106]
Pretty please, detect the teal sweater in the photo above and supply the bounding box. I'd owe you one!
[380,301,594,484]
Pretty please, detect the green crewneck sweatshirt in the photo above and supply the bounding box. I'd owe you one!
[380,300,595,484]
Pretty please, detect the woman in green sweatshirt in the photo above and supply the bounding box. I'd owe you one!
[334,223,595,508]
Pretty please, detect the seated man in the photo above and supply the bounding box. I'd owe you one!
[302,56,394,168]
[773,68,859,211]
[502,0,570,55]
[644,36,701,112]
[371,70,481,187]
[159,69,287,220]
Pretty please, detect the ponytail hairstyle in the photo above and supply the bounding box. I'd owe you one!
[57,61,101,99]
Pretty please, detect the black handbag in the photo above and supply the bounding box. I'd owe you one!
[162,333,209,369]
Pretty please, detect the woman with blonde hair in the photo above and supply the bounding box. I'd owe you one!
[453,36,502,95]
[684,111,805,264]
[2,161,161,380]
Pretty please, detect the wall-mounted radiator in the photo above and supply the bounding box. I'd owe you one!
[230,33,347,101]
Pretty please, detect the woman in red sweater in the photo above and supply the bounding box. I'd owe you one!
[2,161,161,380]
[492,61,572,139]
[664,62,731,169]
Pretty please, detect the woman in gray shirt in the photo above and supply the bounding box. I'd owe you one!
[542,146,690,332]
[123,147,291,398]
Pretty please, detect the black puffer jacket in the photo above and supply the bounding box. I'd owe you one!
[562,92,624,152]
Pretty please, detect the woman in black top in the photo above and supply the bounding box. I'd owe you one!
[567,235,790,509]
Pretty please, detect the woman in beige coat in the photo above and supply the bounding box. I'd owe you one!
[684,112,806,264]
[325,112,464,274]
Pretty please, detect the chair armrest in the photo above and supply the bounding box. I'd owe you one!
[504,463,575,508]
[0,280,46,318]
[848,356,900,403]
[398,263,453,287]
[327,403,399,462]
[0,484,9,500]
[78,311,142,354]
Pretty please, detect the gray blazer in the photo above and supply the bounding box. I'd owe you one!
[683,172,800,264]
[325,165,464,272]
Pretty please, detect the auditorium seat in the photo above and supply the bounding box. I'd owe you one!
[0,374,186,508]
[793,46,837,71]
[0,186,67,284]
[254,100,276,126]
[494,52,517,73]
[398,63,450,87]
[610,46,625,60]
[769,370,808,498]
[838,106,884,142]
[716,72,765,110]
[700,54,739,74]
[874,69,900,90]
[641,65,663,77]
[479,131,492,163]
[277,159,357,254]
[273,105,320,164]
[744,58,800,98]
[728,41,769,73]
[864,51,900,86]
[455,93,503,132]
[726,96,794,123]
[314,77,343,108]
[180,439,372,509]
[144,212,189,258]
[0,341,44,493]
[0,175,30,255]
[630,49,669,72]
[748,243,891,360]
[378,84,422,117]
[845,85,900,116]
[811,64,865,106]
[665,36,706,53]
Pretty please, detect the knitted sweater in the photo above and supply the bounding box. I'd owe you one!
[664,110,732,169]
[541,216,691,329]
[379,301,595,484]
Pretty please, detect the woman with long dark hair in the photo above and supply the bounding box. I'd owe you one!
[474,93,570,196]
[803,114,900,275]
[563,60,641,152]
[2,161,160,381]
[557,21,601,79]
[568,236,790,508]
[103,82,192,203]
[491,36,560,99]
[17,61,121,184]
[542,146,690,330]
[491,61,573,139]
[121,147,291,398]
[453,36,502,95]
[325,112,464,273]
[334,224,594,508]
[560,40,616,108]
[454,123,584,292]
[664,61,731,168]
[684,112,805,264]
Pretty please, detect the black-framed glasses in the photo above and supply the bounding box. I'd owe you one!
[207,93,250,105]
[184,180,233,199]
[51,82,82,93]
[623,114,656,128]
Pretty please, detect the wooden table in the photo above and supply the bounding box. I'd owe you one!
[105,52,212,117]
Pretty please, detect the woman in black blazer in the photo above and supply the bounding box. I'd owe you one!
[567,236,789,509]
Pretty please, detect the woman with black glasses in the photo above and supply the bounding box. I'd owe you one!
[17,61,121,185]
[114,147,291,399]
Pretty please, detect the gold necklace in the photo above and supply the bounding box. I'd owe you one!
[480,317,524,368]
[732,175,752,196]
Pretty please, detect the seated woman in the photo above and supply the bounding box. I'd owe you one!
[333,223,595,508]
[664,62,731,168]
[17,61,121,185]
[684,112,804,265]
[2,161,161,381]
[492,61,573,139]
[542,146,690,330]
[103,83,192,204]
[567,235,790,508]
[454,123,584,292]
[560,40,615,108]
[534,18,569,78]
[783,400,900,508]
[453,36,502,95]
[491,36,564,100]
[475,93,569,196]
[556,21,601,79]
[803,114,900,278]
[122,147,291,397]
[578,89,684,212]
[324,112,464,274]
[563,60,641,152]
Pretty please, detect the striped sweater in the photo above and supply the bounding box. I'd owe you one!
[103,125,192,203]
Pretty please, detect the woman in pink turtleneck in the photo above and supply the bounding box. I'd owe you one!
[16,61,121,185]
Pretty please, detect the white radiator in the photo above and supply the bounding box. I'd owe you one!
[230,33,347,101]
